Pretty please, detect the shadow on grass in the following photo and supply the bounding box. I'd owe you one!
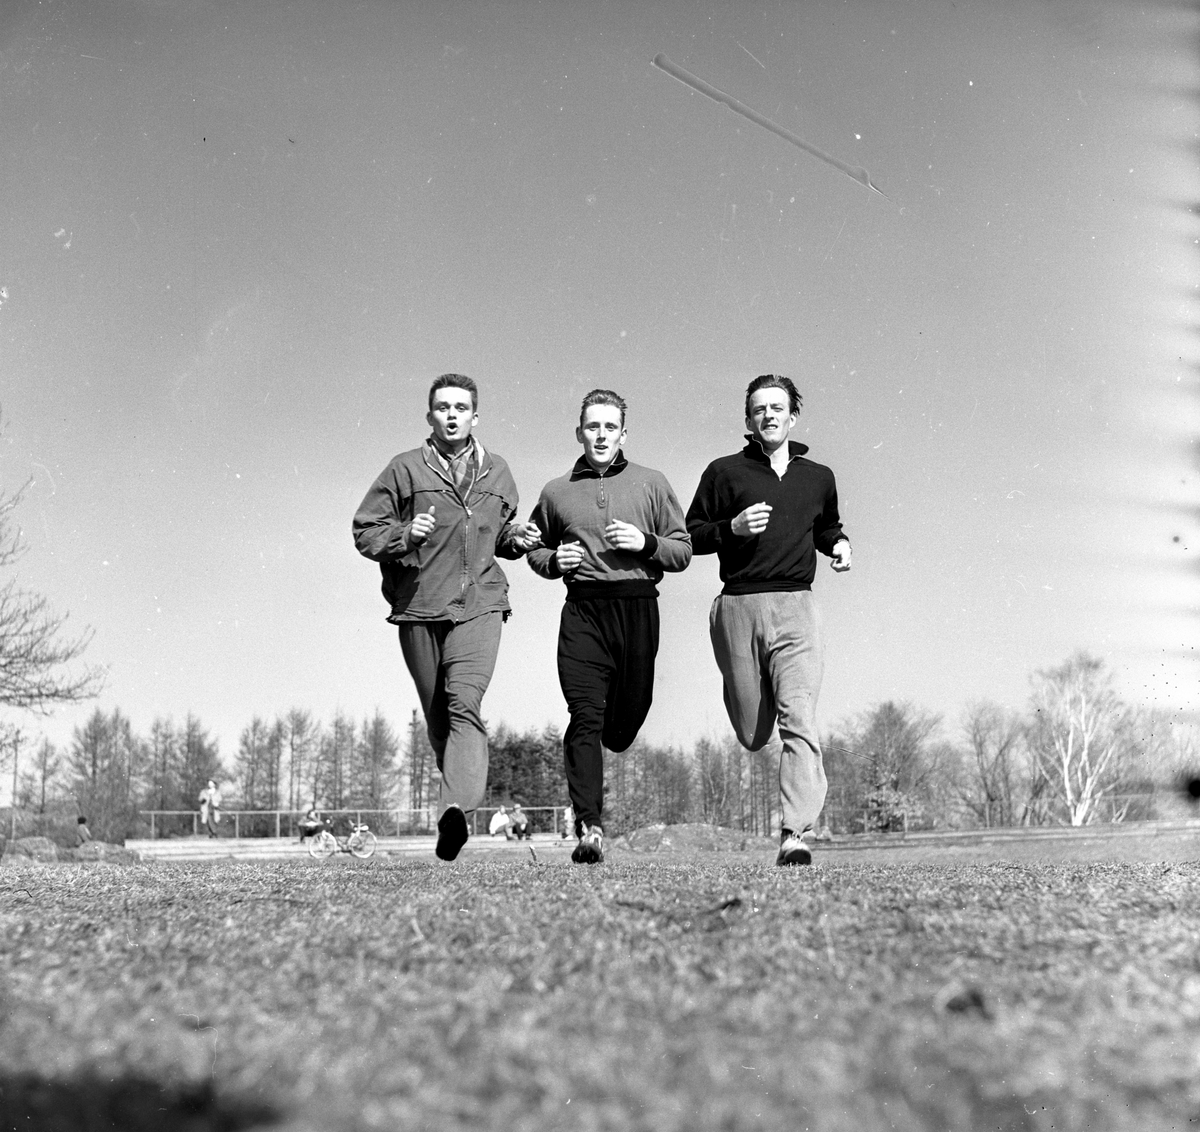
[0,1072,281,1132]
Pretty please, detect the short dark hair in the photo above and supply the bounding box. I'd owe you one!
[744,374,802,419]
[579,388,627,428]
[428,373,479,412]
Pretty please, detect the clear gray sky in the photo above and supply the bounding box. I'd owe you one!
[1,0,1196,766]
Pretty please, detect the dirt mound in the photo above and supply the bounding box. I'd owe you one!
[2,836,59,863]
[614,823,776,854]
[1,838,142,864]
[62,842,142,864]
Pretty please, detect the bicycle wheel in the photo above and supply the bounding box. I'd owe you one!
[307,830,336,860]
[349,830,377,859]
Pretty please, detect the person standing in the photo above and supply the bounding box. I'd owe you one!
[198,780,222,838]
[353,374,541,862]
[528,390,692,864]
[686,375,851,866]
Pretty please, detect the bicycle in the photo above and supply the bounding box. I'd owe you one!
[306,820,377,860]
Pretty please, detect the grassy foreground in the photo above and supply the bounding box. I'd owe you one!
[1,852,1198,1131]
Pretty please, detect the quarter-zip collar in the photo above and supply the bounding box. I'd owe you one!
[569,449,629,481]
[742,436,809,463]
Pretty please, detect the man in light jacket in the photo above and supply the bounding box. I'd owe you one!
[353,374,540,861]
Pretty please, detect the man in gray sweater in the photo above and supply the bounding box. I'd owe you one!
[528,390,692,864]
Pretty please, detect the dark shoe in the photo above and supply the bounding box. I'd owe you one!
[435,806,469,861]
[571,824,604,864]
[776,829,812,867]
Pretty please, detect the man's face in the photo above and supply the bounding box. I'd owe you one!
[746,387,798,452]
[427,387,478,449]
[576,403,626,470]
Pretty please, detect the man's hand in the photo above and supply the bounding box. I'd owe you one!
[555,540,585,573]
[408,505,436,546]
[604,520,645,552]
[510,521,544,551]
[731,502,773,538]
[831,540,852,572]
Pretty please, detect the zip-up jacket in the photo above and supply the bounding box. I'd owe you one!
[353,439,525,623]
[686,437,847,595]
[527,452,692,600]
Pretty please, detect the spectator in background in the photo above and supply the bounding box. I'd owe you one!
[561,803,574,839]
[509,803,530,840]
[198,780,222,838]
[489,805,511,838]
[299,808,324,844]
[75,816,92,848]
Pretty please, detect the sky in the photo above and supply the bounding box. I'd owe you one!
[1,0,1197,777]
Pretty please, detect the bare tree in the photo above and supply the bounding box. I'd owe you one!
[1028,652,1133,826]
[0,423,105,711]
[957,700,1033,827]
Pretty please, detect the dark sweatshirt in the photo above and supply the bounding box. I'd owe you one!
[686,438,848,595]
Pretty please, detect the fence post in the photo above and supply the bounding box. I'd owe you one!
[235,812,240,839]
[193,812,198,837]
[150,813,156,839]
[276,811,281,839]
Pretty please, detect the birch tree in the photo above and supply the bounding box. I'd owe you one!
[1028,653,1132,826]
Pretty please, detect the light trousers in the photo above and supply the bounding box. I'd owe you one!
[709,590,827,835]
[398,611,503,817]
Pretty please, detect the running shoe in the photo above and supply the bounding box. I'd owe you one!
[435,805,469,861]
[571,824,604,864]
[776,829,813,867]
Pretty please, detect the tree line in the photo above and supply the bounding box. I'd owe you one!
[3,651,1194,844]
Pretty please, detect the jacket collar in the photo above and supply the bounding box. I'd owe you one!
[742,435,809,463]
[569,449,628,480]
[423,436,492,482]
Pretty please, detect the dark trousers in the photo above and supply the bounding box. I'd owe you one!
[557,596,659,835]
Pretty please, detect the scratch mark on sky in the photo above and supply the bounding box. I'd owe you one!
[652,53,887,199]
[736,41,766,70]
[823,217,847,262]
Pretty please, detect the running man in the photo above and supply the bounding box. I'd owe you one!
[353,374,541,861]
[528,389,692,864]
[686,375,851,866]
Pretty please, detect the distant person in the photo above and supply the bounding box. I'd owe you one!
[561,803,574,839]
[353,374,542,862]
[488,805,511,838]
[198,780,222,838]
[528,389,692,865]
[509,803,530,840]
[686,375,851,866]
[75,816,92,848]
[298,808,324,844]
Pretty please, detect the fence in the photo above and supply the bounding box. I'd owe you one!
[137,806,572,840]
[817,792,1191,836]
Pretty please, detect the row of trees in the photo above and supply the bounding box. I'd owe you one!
[6,650,1192,844]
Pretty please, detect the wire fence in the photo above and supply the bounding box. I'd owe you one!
[135,806,572,840]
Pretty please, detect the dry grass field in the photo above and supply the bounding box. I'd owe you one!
[1,835,1198,1131]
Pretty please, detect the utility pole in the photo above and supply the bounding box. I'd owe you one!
[9,728,22,843]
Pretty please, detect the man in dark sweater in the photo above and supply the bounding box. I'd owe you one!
[528,390,692,864]
[686,375,851,866]
[353,374,542,862]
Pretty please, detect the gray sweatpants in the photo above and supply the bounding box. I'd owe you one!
[398,611,503,818]
[708,590,827,835]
